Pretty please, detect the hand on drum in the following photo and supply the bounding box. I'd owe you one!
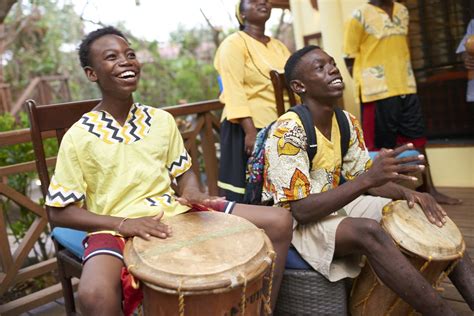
[365,143,425,188]
[403,191,447,227]
[176,191,226,211]
[117,211,172,240]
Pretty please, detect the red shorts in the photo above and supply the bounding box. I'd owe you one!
[82,234,142,316]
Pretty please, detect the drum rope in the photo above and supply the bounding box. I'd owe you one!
[419,256,432,273]
[385,297,401,316]
[434,253,462,291]
[178,281,185,316]
[263,251,276,316]
[240,274,247,315]
[353,266,379,315]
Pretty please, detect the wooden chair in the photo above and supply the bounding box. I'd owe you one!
[26,98,100,315]
[270,70,298,116]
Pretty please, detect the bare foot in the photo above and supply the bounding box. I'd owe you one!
[429,189,462,205]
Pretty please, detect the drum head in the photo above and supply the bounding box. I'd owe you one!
[124,212,272,295]
[381,200,465,260]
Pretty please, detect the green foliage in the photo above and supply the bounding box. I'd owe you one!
[0,112,57,261]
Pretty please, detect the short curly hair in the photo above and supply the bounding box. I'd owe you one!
[284,45,320,86]
[78,26,128,68]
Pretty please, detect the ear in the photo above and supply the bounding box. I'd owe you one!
[84,66,98,82]
[290,79,306,95]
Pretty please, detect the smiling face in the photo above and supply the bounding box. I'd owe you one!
[241,0,272,25]
[84,34,141,98]
[290,48,344,102]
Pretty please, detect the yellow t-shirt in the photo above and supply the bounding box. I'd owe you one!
[343,2,417,103]
[263,110,372,205]
[45,103,191,222]
[214,31,291,128]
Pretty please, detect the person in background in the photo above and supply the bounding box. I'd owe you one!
[343,0,461,205]
[456,3,474,103]
[214,0,291,202]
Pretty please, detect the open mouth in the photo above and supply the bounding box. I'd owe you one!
[328,78,344,88]
[117,70,137,80]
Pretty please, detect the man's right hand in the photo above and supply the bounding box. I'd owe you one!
[117,211,172,240]
[362,143,425,188]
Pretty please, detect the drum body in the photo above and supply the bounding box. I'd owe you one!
[350,200,465,316]
[124,212,275,316]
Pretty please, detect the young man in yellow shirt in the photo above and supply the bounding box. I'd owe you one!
[343,0,461,205]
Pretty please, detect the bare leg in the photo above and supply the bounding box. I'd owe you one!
[335,217,455,315]
[78,255,123,316]
[232,204,293,312]
[448,252,474,310]
[417,147,462,205]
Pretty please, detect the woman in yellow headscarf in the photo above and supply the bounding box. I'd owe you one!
[215,0,291,202]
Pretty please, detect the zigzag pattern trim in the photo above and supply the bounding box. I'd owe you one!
[77,103,153,144]
[101,112,124,143]
[46,177,85,207]
[146,194,172,207]
[167,151,192,178]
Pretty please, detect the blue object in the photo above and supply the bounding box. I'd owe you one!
[52,227,87,259]
[285,247,313,270]
[217,75,223,93]
[369,149,421,164]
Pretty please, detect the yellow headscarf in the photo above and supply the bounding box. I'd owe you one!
[235,1,244,25]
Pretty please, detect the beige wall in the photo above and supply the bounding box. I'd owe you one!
[291,0,366,119]
[289,0,321,49]
[426,147,474,188]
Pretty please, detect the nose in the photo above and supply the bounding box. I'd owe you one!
[327,63,340,75]
[118,54,132,66]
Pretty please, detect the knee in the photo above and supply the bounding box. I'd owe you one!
[78,281,120,313]
[355,218,391,251]
[266,207,293,244]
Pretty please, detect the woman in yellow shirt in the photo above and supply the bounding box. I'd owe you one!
[214,0,291,202]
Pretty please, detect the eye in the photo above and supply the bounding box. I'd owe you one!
[127,51,136,59]
[105,53,116,60]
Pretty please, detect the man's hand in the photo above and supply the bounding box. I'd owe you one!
[403,190,447,227]
[117,211,172,240]
[240,117,257,156]
[464,52,474,70]
[176,191,226,210]
[362,143,425,188]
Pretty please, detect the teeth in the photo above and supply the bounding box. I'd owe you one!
[329,79,342,85]
[118,71,135,78]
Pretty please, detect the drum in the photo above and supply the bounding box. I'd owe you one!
[124,211,275,316]
[350,200,465,316]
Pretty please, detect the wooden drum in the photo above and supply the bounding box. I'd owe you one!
[124,211,275,316]
[350,200,465,316]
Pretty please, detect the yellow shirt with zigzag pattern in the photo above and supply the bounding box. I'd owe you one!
[45,103,191,222]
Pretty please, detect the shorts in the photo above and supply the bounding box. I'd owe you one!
[291,195,391,282]
[361,94,426,150]
[82,233,142,316]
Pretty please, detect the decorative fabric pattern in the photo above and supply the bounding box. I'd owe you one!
[167,151,192,179]
[46,176,85,207]
[352,4,408,39]
[78,103,152,144]
[264,111,372,205]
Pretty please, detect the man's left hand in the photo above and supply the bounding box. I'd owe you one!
[403,190,447,227]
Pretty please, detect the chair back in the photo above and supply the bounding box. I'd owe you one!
[270,70,298,117]
[26,99,100,198]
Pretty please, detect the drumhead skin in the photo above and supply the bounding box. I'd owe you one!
[124,212,273,295]
[381,200,465,261]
